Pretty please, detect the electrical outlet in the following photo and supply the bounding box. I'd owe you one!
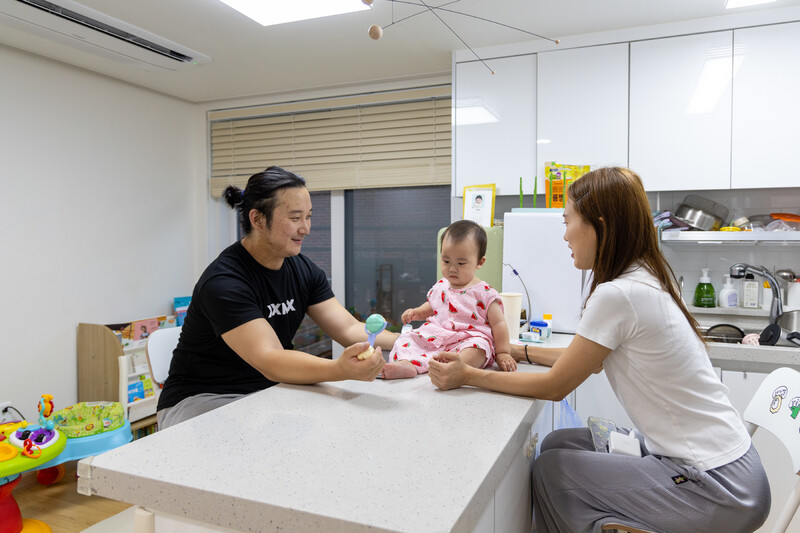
[0,401,13,423]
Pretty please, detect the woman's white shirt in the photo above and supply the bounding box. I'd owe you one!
[576,266,751,471]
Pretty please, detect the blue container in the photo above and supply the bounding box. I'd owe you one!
[530,320,551,340]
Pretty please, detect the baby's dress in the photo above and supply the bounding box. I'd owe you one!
[389,279,502,373]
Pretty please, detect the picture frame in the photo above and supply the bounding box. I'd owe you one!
[462,184,496,227]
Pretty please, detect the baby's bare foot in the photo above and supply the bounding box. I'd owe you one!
[381,361,418,380]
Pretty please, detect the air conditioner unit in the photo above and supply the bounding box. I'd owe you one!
[0,0,211,72]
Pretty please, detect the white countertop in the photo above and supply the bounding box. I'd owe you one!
[80,366,548,533]
[545,332,800,373]
[80,333,797,533]
[705,342,800,372]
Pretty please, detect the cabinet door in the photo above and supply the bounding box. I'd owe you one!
[731,22,800,190]
[454,54,536,196]
[574,372,634,430]
[630,32,733,191]
[537,43,629,178]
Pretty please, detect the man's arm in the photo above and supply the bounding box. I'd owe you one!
[307,297,399,350]
[222,317,384,383]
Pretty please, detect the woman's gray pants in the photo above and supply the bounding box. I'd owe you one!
[532,428,771,533]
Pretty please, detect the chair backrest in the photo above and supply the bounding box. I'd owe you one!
[145,326,181,385]
[744,367,800,533]
[744,367,800,475]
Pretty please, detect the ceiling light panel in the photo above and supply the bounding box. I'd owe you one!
[219,0,369,26]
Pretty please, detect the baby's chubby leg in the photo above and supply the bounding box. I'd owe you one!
[458,347,488,369]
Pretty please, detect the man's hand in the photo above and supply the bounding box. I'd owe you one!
[338,342,385,381]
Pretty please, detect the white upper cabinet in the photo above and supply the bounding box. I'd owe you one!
[454,54,537,196]
[731,22,800,190]
[536,43,629,179]
[630,32,733,191]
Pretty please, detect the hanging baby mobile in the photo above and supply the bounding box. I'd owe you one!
[362,0,559,74]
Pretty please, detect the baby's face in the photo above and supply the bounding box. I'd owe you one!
[440,236,483,289]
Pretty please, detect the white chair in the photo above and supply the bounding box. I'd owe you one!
[744,367,800,533]
[145,326,181,386]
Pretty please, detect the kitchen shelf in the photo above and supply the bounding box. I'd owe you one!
[661,231,800,246]
[687,304,770,317]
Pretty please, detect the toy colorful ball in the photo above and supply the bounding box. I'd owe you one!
[365,313,386,333]
[368,24,383,40]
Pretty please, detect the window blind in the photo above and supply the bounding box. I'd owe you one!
[208,86,451,197]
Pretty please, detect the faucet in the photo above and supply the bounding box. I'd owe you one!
[729,263,783,324]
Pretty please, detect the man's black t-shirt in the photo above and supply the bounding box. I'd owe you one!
[157,241,334,411]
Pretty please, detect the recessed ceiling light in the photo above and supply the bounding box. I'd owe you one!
[219,0,370,27]
[725,0,776,9]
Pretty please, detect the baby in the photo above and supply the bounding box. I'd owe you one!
[382,220,515,379]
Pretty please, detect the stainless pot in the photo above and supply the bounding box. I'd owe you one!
[777,310,800,347]
[674,204,723,231]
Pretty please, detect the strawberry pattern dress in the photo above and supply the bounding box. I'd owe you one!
[388,278,502,374]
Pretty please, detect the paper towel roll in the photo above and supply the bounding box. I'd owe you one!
[788,281,800,309]
[499,292,522,343]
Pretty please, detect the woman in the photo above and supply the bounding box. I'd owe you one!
[429,167,770,533]
[157,166,395,429]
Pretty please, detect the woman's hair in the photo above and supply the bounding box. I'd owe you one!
[222,166,306,234]
[441,219,487,260]
[568,167,703,340]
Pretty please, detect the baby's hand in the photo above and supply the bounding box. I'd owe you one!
[401,308,418,324]
[496,352,517,372]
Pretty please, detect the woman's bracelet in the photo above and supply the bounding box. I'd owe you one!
[525,344,532,364]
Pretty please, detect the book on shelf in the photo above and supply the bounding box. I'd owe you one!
[106,314,177,350]
[127,374,156,403]
[127,380,145,403]
[174,296,191,326]
[140,375,155,398]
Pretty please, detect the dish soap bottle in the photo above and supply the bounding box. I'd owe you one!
[718,275,738,308]
[694,268,716,308]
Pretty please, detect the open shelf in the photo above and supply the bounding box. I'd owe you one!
[661,231,800,246]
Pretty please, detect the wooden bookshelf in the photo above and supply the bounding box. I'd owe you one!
[77,322,160,438]
[77,323,125,403]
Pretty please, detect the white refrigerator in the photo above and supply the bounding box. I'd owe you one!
[502,209,589,333]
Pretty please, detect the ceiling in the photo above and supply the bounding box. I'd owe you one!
[1,0,799,103]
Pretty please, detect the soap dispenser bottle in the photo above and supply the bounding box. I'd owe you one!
[694,268,716,308]
[718,275,738,308]
[741,273,759,309]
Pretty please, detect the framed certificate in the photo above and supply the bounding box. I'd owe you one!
[463,184,496,227]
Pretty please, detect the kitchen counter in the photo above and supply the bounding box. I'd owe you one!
[544,333,800,373]
[78,365,549,533]
[705,342,800,373]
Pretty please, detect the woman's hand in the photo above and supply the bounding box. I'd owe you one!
[495,352,516,372]
[428,351,470,390]
[338,342,385,381]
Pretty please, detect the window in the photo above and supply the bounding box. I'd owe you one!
[291,191,333,358]
[345,186,451,329]
[208,86,453,356]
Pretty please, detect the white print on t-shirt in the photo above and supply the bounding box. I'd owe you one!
[267,299,296,318]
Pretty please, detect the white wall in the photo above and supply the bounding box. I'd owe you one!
[0,45,207,415]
